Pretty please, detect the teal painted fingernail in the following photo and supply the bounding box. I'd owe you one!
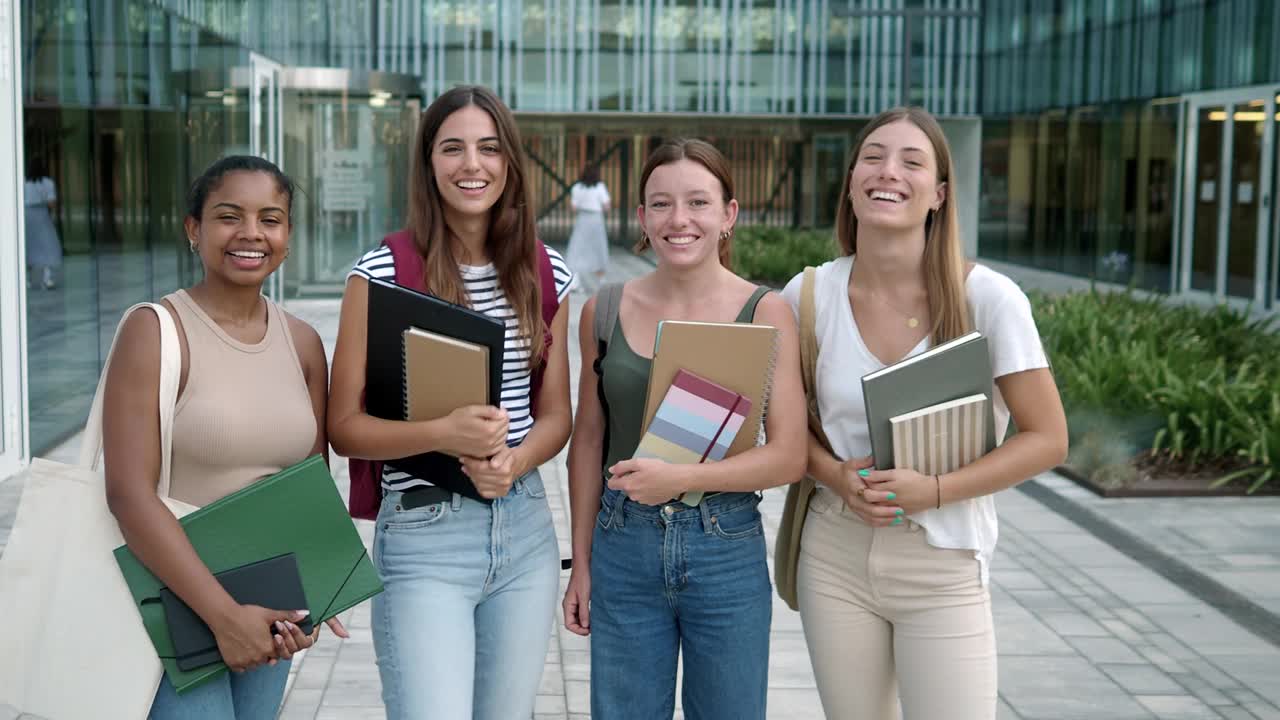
[858,469,870,478]
[886,492,896,500]
[895,508,904,515]
[892,517,903,525]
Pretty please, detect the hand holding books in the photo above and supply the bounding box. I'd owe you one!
[439,405,509,459]
[462,445,523,499]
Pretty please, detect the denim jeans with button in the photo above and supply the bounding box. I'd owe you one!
[589,487,772,720]
[371,470,560,720]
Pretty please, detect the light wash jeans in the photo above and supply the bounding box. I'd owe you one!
[371,470,560,720]
[148,659,290,719]
[589,488,773,720]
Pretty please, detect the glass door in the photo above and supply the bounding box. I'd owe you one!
[1180,87,1276,307]
[1,7,29,478]
[249,53,285,303]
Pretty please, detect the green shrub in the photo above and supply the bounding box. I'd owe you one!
[1032,289,1280,492]
[732,226,837,285]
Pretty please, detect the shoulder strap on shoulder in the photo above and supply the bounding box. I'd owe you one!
[535,239,559,325]
[593,282,624,348]
[382,230,425,291]
[799,266,833,453]
[740,285,772,322]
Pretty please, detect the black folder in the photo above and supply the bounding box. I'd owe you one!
[366,278,506,500]
[160,553,314,671]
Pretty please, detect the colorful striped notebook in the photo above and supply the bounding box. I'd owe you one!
[634,369,753,505]
[889,393,990,475]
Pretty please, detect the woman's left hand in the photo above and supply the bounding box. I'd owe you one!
[462,446,521,499]
[272,617,315,661]
[859,468,939,515]
[606,458,690,506]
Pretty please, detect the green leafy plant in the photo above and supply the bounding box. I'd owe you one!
[732,226,837,285]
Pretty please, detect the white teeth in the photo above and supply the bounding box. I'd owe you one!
[457,180,488,189]
[870,190,904,203]
[666,236,697,246]
[229,250,266,259]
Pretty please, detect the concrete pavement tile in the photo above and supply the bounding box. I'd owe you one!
[1170,674,1234,707]
[1138,644,1191,674]
[1219,553,1280,567]
[1099,618,1146,644]
[1067,636,1147,664]
[1179,658,1245,691]
[565,679,590,715]
[539,666,564,695]
[1243,702,1280,720]
[994,601,1078,656]
[1115,607,1161,633]
[315,707,386,719]
[1040,611,1112,637]
[279,688,322,719]
[1143,604,1277,657]
[998,696,1022,720]
[1000,656,1154,719]
[993,568,1049,591]
[562,649,590,681]
[1134,694,1223,719]
[1098,664,1185,694]
[1210,656,1280,708]
[767,646,818,688]
[1008,589,1078,612]
[1084,566,1201,606]
[764,688,827,719]
[535,692,568,715]
[1215,708,1258,720]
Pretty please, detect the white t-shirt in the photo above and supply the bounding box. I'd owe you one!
[570,182,610,213]
[349,245,573,491]
[24,177,56,207]
[781,256,1049,585]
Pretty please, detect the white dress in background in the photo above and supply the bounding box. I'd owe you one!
[24,176,62,270]
[565,181,610,292]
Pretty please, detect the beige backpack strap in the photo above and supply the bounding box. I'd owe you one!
[799,267,833,453]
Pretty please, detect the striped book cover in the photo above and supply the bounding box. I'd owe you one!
[889,394,990,475]
[634,368,753,470]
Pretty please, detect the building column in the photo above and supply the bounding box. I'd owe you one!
[0,0,29,478]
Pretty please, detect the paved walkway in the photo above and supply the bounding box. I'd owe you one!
[4,246,1280,719]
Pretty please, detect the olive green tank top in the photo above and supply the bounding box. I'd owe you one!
[600,285,772,471]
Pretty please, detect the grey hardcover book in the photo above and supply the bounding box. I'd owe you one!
[861,331,995,470]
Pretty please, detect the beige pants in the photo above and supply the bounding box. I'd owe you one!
[796,488,997,720]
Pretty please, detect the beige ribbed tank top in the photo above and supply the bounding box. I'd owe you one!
[165,290,317,507]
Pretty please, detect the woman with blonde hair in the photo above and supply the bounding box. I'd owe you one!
[781,107,1067,719]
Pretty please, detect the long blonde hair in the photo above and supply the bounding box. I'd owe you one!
[835,107,970,344]
[406,86,546,365]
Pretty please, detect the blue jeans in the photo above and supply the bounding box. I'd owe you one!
[590,488,772,720]
[371,470,560,720]
[148,660,290,719]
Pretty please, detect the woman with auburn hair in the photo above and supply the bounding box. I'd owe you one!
[780,107,1068,719]
[326,85,574,719]
[561,138,807,719]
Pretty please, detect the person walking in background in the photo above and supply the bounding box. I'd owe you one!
[103,155,347,719]
[565,164,611,294]
[780,107,1068,720]
[326,85,574,720]
[561,138,807,720]
[24,157,62,290]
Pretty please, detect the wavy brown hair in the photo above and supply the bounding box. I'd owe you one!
[633,138,735,268]
[835,106,970,344]
[407,85,546,365]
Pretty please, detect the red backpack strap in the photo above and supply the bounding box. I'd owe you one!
[383,229,427,291]
[529,240,560,416]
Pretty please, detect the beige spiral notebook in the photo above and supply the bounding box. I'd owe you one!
[402,327,488,421]
[889,393,990,475]
[642,320,780,461]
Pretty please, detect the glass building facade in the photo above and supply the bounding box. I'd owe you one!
[4,0,1277,464]
[979,0,1280,304]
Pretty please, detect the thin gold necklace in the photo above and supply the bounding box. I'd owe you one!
[868,286,924,329]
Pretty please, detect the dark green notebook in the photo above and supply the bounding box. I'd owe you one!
[113,455,383,693]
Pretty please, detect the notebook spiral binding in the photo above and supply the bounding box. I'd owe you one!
[753,327,782,446]
[400,333,412,420]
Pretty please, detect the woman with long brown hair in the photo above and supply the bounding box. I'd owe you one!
[781,107,1068,719]
[327,86,574,719]
[561,138,806,719]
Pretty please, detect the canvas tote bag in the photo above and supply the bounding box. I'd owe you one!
[0,303,200,720]
[773,267,835,611]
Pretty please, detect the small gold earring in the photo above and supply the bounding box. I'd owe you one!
[189,241,197,253]
[718,229,732,242]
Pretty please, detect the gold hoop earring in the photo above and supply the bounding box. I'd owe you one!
[188,241,197,254]
[718,229,732,242]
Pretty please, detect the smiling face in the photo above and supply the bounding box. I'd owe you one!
[847,119,946,234]
[185,170,290,286]
[430,104,509,223]
[638,158,738,269]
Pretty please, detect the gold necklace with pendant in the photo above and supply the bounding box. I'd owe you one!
[870,287,924,329]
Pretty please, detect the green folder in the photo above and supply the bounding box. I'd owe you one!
[113,455,383,693]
